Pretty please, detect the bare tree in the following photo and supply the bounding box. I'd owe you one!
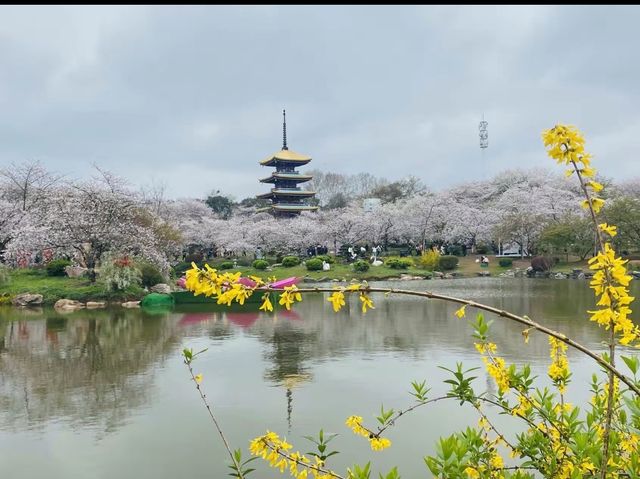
[0,160,63,211]
[140,178,168,217]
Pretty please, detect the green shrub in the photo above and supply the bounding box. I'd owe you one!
[315,255,335,264]
[418,250,441,270]
[46,259,71,277]
[219,261,234,270]
[352,260,370,272]
[476,244,490,254]
[138,262,165,287]
[282,256,301,267]
[439,255,459,270]
[385,257,413,269]
[446,244,464,256]
[305,258,323,271]
[252,259,269,270]
[499,258,513,267]
[0,293,12,305]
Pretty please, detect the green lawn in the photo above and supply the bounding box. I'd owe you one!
[1,269,144,305]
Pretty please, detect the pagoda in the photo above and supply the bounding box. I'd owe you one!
[256,110,318,217]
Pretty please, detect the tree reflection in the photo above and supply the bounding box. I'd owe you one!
[0,309,182,435]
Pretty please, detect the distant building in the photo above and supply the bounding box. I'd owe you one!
[256,110,318,217]
[362,198,381,212]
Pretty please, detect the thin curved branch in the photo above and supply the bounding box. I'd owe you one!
[256,286,640,398]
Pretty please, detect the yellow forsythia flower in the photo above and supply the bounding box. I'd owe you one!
[581,198,606,213]
[455,305,466,318]
[588,180,604,192]
[195,374,203,384]
[369,436,391,451]
[259,294,274,312]
[599,223,617,237]
[327,291,346,312]
[464,466,480,479]
[345,415,369,438]
[359,293,375,313]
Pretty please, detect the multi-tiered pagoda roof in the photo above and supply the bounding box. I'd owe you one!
[256,111,318,217]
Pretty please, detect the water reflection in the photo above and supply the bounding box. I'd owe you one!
[0,308,181,434]
[0,279,638,478]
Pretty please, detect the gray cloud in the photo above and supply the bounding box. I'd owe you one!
[0,5,639,199]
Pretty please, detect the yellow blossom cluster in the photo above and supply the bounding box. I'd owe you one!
[249,431,337,479]
[464,466,480,479]
[185,263,245,298]
[476,342,510,394]
[184,263,308,313]
[359,293,375,313]
[259,292,274,312]
[326,285,375,314]
[327,291,345,312]
[557,460,597,479]
[345,416,391,451]
[587,242,638,345]
[544,124,639,347]
[462,451,505,479]
[542,124,604,212]
[510,395,533,418]
[279,285,303,310]
[548,337,570,394]
[217,283,253,306]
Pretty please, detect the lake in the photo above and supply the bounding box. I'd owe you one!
[1,278,638,478]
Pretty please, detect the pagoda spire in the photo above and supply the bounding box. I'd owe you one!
[282,109,288,150]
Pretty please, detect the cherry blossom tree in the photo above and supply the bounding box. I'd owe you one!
[4,168,173,278]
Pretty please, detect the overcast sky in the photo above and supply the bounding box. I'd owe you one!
[1,5,639,200]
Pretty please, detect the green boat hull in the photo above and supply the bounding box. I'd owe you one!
[171,290,263,305]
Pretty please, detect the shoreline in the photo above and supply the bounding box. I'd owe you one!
[0,267,600,308]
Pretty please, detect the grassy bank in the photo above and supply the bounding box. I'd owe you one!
[0,255,600,307]
[1,269,145,305]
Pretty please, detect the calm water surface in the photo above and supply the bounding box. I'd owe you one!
[1,278,638,478]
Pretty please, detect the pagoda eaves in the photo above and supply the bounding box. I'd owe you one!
[256,110,317,217]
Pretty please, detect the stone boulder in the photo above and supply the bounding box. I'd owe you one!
[400,274,423,280]
[65,266,88,278]
[121,301,140,308]
[54,299,85,311]
[433,271,444,279]
[86,301,106,309]
[12,293,44,307]
[150,283,171,294]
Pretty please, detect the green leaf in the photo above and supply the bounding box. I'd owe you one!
[622,355,639,375]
